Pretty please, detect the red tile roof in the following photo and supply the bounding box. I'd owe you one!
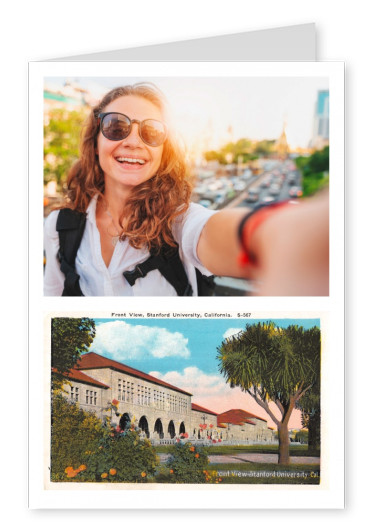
[76,352,192,397]
[217,409,270,426]
[220,409,267,423]
[191,403,218,416]
[52,367,109,389]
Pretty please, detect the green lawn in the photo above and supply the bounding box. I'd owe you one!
[154,444,320,458]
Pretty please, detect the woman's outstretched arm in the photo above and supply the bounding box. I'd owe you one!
[197,190,329,296]
[196,207,249,278]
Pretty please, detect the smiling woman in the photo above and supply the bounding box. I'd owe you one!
[43,82,329,297]
[44,83,226,296]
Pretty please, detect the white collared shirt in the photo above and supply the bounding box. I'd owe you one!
[44,197,216,296]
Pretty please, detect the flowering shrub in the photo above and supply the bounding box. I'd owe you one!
[203,469,223,484]
[51,394,158,483]
[78,427,158,483]
[167,442,209,483]
[51,394,106,481]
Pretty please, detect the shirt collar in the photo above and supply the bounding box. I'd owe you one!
[86,195,98,225]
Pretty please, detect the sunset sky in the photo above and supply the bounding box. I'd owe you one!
[45,76,329,153]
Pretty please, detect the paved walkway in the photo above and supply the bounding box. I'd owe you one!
[158,453,320,465]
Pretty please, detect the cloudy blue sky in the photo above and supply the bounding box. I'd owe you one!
[89,318,320,428]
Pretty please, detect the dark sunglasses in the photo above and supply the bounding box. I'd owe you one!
[98,112,167,147]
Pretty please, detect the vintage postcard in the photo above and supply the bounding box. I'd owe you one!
[47,314,322,486]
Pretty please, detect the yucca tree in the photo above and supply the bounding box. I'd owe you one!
[217,322,320,465]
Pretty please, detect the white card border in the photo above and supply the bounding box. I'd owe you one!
[28,61,344,509]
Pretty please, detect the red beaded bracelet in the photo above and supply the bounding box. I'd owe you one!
[237,201,292,268]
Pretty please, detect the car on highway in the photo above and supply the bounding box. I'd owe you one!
[233,180,246,191]
[214,191,227,206]
[198,199,213,208]
[269,183,281,196]
[261,195,276,205]
[289,186,303,198]
[245,189,260,202]
[260,178,272,188]
[242,169,253,179]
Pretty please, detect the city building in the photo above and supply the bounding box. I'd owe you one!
[44,81,90,115]
[273,122,290,159]
[311,90,329,149]
[56,352,274,444]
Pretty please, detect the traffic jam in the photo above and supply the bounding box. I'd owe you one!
[192,159,302,212]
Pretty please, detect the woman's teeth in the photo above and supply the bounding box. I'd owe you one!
[116,157,146,165]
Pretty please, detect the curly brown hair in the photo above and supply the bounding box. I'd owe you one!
[63,83,192,250]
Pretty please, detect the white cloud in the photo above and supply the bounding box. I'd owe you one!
[223,328,243,339]
[149,366,229,401]
[91,321,190,360]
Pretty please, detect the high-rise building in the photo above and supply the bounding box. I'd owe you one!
[311,90,329,149]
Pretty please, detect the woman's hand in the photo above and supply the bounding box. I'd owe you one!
[247,191,329,295]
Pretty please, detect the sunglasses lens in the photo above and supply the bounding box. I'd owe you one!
[140,119,167,146]
[101,113,131,141]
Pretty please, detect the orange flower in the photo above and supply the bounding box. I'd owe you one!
[189,446,195,452]
[101,472,108,479]
[66,469,78,478]
[219,478,222,482]
[195,453,199,458]
[65,466,74,474]
[141,472,147,477]
[170,469,174,474]
[109,468,117,476]
[78,464,87,471]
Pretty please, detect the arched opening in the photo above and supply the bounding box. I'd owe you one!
[179,422,186,435]
[154,418,164,439]
[119,413,131,431]
[139,416,150,438]
[168,420,176,439]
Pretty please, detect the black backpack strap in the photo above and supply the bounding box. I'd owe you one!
[123,245,193,296]
[56,209,86,296]
[195,269,216,296]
